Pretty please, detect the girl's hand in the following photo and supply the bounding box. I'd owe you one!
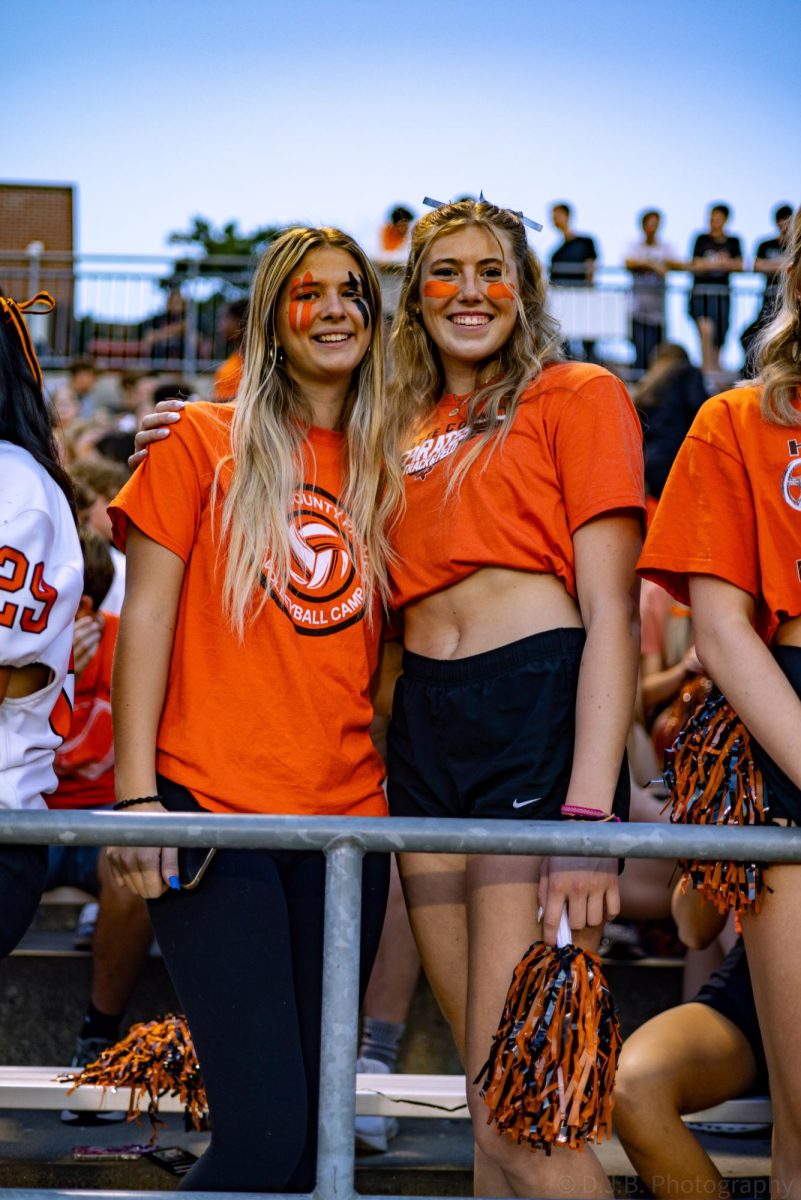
[106,801,179,899]
[73,613,103,675]
[538,855,620,946]
[128,399,186,469]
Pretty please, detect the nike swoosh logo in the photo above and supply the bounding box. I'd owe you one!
[512,797,543,809]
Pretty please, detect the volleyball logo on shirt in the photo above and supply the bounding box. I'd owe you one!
[261,485,365,635]
[782,458,801,511]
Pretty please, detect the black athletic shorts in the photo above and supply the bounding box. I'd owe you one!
[693,937,768,1091]
[387,627,630,825]
[689,289,731,347]
[749,644,801,826]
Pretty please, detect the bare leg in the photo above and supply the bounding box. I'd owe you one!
[399,852,509,1198]
[362,856,420,1023]
[695,317,719,374]
[465,854,612,1199]
[742,864,801,1196]
[618,781,674,920]
[616,1003,756,1198]
[91,850,153,1017]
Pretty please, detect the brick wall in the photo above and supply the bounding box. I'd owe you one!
[0,183,76,354]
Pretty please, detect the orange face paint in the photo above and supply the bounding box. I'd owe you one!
[486,282,516,301]
[422,280,460,299]
[289,272,316,332]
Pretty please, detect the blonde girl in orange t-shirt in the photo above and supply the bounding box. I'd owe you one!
[107,227,406,1194]
[640,208,801,1195]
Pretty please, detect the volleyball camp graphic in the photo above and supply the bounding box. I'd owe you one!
[261,485,365,635]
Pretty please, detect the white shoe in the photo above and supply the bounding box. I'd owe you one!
[74,902,99,950]
[355,1057,399,1153]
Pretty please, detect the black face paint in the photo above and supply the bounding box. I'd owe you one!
[347,271,371,329]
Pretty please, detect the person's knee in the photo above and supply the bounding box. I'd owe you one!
[615,1046,680,1141]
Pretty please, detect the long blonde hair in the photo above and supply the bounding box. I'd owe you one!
[388,199,563,487]
[216,226,404,637]
[756,206,800,426]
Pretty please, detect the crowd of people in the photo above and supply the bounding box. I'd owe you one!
[0,194,800,1198]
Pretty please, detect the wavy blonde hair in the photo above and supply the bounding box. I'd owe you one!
[756,206,800,426]
[215,226,404,637]
[388,199,563,488]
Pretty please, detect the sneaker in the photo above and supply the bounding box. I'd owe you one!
[74,903,98,950]
[599,920,647,961]
[355,1057,399,1153]
[60,1035,125,1124]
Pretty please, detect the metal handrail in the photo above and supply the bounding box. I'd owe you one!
[1,811,790,1200]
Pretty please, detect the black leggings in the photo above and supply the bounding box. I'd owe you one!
[0,844,48,958]
[148,777,389,1193]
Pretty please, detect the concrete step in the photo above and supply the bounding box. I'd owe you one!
[0,1113,771,1195]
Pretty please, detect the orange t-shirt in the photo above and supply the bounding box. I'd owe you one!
[390,362,646,609]
[213,350,243,402]
[49,612,118,809]
[381,224,406,253]
[109,403,386,817]
[638,386,801,643]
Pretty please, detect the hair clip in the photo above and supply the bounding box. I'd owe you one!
[422,193,543,233]
[0,291,55,387]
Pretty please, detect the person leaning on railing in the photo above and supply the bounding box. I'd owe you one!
[638,206,801,1196]
[105,227,407,1194]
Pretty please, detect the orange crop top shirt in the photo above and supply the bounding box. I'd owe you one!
[639,386,801,643]
[109,402,386,818]
[390,362,646,609]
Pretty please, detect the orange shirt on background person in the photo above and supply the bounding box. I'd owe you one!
[381,224,407,254]
[390,362,646,610]
[638,386,801,644]
[213,350,243,402]
[108,403,386,818]
[49,613,119,809]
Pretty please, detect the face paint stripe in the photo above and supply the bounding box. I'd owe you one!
[346,270,371,329]
[422,280,460,299]
[486,282,516,301]
[289,272,315,332]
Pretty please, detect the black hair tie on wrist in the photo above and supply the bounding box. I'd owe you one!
[113,795,164,811]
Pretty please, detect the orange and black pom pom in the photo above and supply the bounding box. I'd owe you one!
[59,1013,207,1137]
[475,941,621,1152]
[663,687,768,913]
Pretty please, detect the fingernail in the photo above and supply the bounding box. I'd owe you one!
[165,413,180,421]
[168,875,181,890]
[157,429,170,436]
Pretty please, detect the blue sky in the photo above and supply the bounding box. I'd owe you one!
[5,0,799,265]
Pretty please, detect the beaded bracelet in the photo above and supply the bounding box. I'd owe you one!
[561,803,621,823]
[113,795,164,811]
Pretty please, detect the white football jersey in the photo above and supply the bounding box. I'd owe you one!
[0,442,82,809]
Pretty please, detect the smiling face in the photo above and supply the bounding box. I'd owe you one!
[275,246,372,387]
[419,224,519,390]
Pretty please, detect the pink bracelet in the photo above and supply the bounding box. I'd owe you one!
[561,804,621,823]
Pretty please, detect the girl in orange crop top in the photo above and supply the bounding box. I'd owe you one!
[383,200,644,1193]
[639,208,801,1193]
[106,228,407,1193]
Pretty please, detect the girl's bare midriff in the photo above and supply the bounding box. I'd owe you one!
[4,663,52,698]
[403,567,583,660]
[775,614,801,649]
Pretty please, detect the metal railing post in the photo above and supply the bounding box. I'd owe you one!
[314,837,364,1200]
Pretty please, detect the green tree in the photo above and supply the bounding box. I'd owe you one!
[167,216,283,259]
